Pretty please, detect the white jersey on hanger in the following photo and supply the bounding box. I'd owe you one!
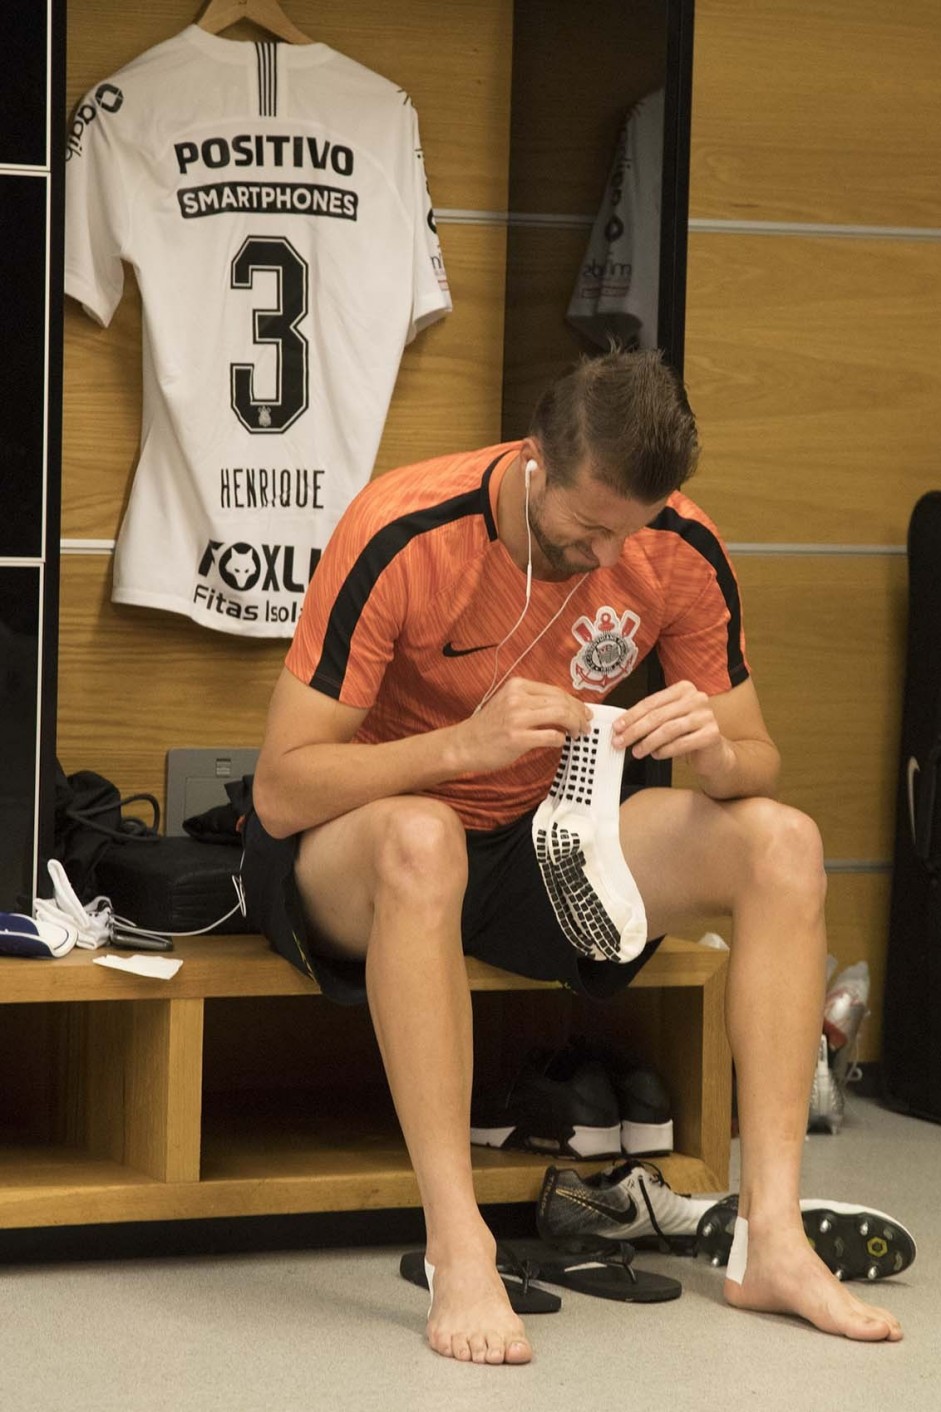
[567,88,664,352]
[65,26,451,636]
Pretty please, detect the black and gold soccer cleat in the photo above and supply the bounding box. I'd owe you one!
[537,1158,718,1253]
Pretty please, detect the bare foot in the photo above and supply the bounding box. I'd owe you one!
[724,1219,903,1341]
[425,1245,532,1365]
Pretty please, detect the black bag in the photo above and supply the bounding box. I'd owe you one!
[93,775,255,934]
[52,766,253,934]
[882,492,941,1122]
[94,836,251,935]
[53,762,161,901]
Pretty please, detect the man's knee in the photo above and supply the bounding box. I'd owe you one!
[735,797,827,906]
[373,797,469,904]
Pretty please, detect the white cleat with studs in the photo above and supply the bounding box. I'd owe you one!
[695,1194,916,1282]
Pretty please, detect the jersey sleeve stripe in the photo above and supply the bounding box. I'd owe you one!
[479,459,500,541]
[310,465,501,696]
[648,505,749,687]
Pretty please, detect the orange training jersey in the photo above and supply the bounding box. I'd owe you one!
[285,442,750,830]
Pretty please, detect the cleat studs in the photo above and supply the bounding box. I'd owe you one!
[858,1220,870,1237]
[710,1254,722,1267]
[867,1265,879,1281]
[834,1266,846,1281]
[701,1222,714,1238]
[819,1217,832,1234]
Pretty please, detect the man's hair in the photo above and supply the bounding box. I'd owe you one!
[529,348,700,500]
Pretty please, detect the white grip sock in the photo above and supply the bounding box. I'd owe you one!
[532,704,647,963]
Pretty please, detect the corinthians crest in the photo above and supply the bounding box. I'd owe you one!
[570,604,641,692]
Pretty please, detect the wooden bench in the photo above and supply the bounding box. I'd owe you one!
[0,933,731,1230]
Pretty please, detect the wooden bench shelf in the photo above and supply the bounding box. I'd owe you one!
[0,934,731,1230]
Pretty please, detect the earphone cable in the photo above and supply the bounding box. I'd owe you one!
[475,460,588,713]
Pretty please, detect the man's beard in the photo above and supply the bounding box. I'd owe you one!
[527,493,598,578]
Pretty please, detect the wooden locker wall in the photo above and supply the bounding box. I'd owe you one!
[683,0,941,1060]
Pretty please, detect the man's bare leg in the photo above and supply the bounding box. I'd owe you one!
[619,788,903,1341]
[295,797,531,1365]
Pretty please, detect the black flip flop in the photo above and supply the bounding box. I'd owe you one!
[399,1248,562,1314]
[505,1237,682,1304]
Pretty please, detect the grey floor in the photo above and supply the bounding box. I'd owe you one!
[2,1095,936,1412]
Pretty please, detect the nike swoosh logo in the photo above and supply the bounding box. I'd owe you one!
[442,640,497,658]
[556,1186,639,1227]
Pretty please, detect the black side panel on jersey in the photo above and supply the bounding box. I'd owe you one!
[647,505,748,687]
[311,457,504,696]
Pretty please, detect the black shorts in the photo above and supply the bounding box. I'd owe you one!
[240,795,663,1006]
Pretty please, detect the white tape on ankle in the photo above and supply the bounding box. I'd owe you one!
[424,1258,436,1314]
[726,1216,748,1284]
[532,703,647,962]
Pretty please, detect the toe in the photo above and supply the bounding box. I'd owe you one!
[452,1335,472,1362]
[469,1334,488,1364]
[867,1312,903,1342]
[841,1306,895,1342]
[855,1318,895,1343]
[845,1295,903,1342]
[505,1338,533,1365]
[885,1313,904,1340]
[485,1334,507,1365]
[428,1328,453,1358]
[868,1303,903,1337]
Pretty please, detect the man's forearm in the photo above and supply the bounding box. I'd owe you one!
[253,726,467,839]
[695,736,781,802]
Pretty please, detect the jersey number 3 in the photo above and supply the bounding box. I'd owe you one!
[230,235,309,434]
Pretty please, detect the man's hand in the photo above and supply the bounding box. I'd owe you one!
[612,680,734,776]
[449,677,591,775]
[610,677,781,800]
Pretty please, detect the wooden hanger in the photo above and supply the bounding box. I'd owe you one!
[196,0,315,44]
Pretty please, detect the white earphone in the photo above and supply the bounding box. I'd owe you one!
[522,459,536,598]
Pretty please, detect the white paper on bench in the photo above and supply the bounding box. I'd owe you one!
[93,954,183,980]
